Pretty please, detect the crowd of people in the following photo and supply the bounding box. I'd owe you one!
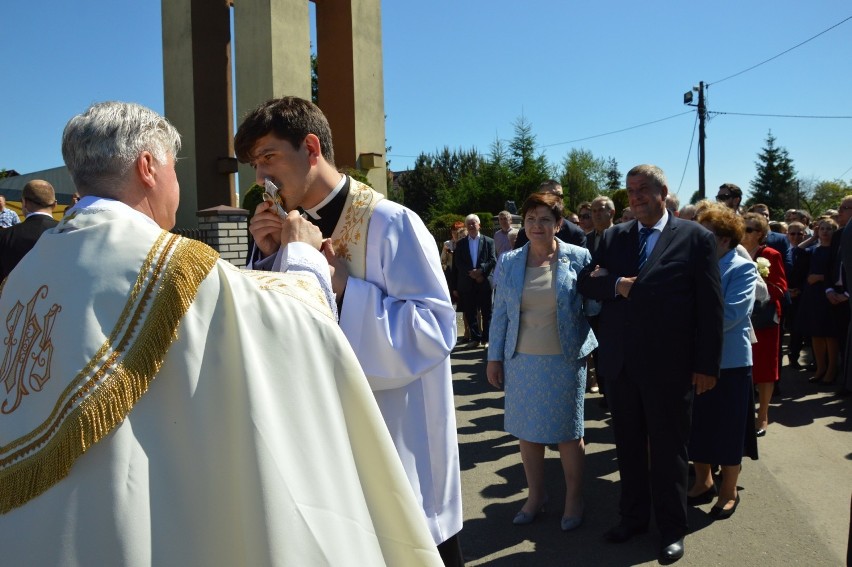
[1,97,849,566]
[468,172,852,563]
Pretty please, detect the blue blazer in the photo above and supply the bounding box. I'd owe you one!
[488,240,597,362]
[719,248,758,369]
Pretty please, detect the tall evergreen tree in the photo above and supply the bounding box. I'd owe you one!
[605,157,622,191]
[748,131,798,218]
[508,116,551,204]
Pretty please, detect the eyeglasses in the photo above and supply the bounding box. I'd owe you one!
[716,194,733,201]
[578,213,591,220]
[840,205,852,211]
[787,231,803,236]
[744,227,759,233]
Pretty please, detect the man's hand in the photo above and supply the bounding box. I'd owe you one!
[826,289,849,305]
[321,239,350,298]
[281,210,322,249]
[807,273,825,285]
[249,201,284,257]
[589,265,609,278]
[486,360,504,389]
[692,372,717,395]
[616,276,636,298]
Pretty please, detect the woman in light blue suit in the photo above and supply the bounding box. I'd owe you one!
[487,192,597,531]
[687,204,758,519]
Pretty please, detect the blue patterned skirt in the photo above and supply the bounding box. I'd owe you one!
[504,352,586,443]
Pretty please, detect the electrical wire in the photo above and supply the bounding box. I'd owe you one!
[540,110,693,148]
[708,15,852,86]
[676,112,699,196]
[709,110,852,119]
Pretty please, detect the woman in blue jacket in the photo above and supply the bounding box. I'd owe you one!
[688,203,759,519]
[486,192,597,531]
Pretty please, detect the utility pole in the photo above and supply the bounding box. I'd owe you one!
[683,81,707,199]
[697,81,706,199]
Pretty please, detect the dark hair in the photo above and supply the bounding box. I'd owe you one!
[719,183,742,200]
[520,192,564,222]
[234,96,335,165]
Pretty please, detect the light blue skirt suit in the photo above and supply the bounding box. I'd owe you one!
[488,240,597,443]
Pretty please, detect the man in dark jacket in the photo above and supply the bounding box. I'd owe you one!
[0,180,58,280]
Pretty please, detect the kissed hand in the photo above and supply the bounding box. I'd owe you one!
[249,201,284,257]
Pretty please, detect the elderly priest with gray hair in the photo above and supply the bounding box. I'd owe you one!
[0,101,441,566]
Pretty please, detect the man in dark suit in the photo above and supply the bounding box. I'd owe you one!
[513,180,586,249]
[578,165,723,563]
[0,180,58,280]
[451,213,496,348]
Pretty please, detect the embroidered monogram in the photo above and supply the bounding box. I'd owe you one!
[1,286,61,415]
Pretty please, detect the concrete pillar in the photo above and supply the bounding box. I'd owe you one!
[315,0,387,193]
[232,0,311,199]
[197,205,251,266]
[162,0,237,229]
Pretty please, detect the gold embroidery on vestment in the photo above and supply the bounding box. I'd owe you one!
[0,234,218,514]
[1,285,62,415]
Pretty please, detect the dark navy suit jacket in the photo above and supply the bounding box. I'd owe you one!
[0,214,58,281]
[577,215,723,382]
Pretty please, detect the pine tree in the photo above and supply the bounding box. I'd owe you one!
[748,131,797,218]
[605,157,622,191]
[508,116,551,204]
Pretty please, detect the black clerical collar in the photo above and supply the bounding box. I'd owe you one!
[301,175,350,238]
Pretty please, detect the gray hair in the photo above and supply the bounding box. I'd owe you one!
[626,164,668,191]
[61,101,181,196]
[465,213,481,224]
[591,195,614,211]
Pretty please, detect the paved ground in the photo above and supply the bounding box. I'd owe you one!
[451,336,851,566]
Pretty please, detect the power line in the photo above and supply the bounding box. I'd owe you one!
[708,15,852,86]
[709,110,852,119]
[540,111,693,148]
[839,165,852,179]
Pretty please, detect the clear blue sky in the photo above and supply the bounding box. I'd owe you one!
[3,1,851,203]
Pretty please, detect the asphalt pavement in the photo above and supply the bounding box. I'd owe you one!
[451,335,851,566]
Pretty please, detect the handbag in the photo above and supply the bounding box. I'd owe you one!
[750,296,779,329]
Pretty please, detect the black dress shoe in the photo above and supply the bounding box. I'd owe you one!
[755,428,766,438]
[710,494,740,519]
[686,485,717,506]
[603,523,648,543]
[660,538,684,562]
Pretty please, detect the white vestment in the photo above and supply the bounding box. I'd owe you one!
[0,201,441,566]
[255,185,463,545]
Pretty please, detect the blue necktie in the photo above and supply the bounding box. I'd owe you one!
[638,227,654,271]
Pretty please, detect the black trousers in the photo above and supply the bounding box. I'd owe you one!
[608,367,693,543]
[460,281,492,342]
[437,533,465,567]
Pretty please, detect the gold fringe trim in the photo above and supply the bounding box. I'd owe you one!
[0,236,219,514]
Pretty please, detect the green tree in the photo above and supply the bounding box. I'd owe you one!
[479,137,515,212]
[508,116,551,204]
[747,131,798,218]
[605,157,622,191]
[397,153,442,222]
[311,51,318,104]
[558,148,606,212]
[431,147,488,216]
[803,179,852,217]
